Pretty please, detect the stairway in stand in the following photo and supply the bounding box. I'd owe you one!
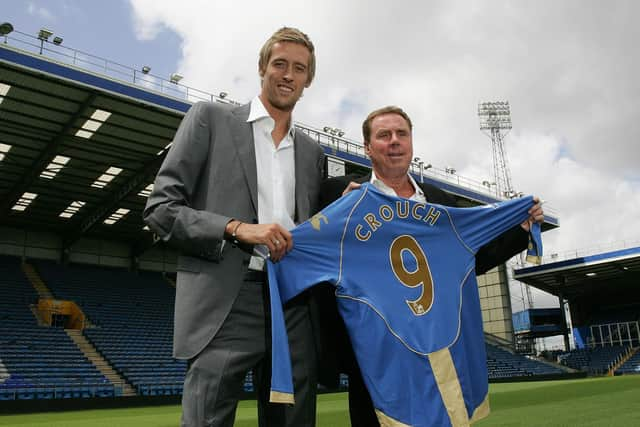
[22,261,54,299]
[65,329,137,396]
[608,347,638,376]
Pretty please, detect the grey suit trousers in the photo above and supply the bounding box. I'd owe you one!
[181,275,317,427]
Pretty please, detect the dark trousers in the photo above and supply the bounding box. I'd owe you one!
[347,366,380,427]
[181,275,317,427]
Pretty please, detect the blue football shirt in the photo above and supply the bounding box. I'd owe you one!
[267,183,542,426]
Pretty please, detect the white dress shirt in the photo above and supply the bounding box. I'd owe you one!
[370,170,426,203]
[246,96,296,270]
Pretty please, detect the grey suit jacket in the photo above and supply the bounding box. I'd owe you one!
[143,101,325,359]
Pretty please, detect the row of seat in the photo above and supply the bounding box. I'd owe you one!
[34,259,191,396]
[0,256,114,398]
[0,386,117,400]
[486,344,564,378]
[556,345,630,374]
[616,350,640,374]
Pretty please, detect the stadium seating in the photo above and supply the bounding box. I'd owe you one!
[485,343,564,379]
[0,255,114,400]
[615,349,640,375]
[32,260,259,397]
[557,345,631,374]
[2,254,583,402]
[31,260,188,396]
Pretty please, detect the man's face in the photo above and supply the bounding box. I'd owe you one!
[365,113,414,179]
[259,41,311,112]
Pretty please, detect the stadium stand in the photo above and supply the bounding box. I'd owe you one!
[31,259,186,397]
[616,348,640,375]
[30,259,254,397]
[556,345,632,375]
[485,343,565,380]
[2,253,577,403]
[0,255,114,400]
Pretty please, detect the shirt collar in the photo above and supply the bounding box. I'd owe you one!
[370,170,425,199]
[247,96,296,140]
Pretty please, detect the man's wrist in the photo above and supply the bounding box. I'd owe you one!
[231,221,243,244]
[225,220,243,244]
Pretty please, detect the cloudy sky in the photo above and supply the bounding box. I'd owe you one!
[5,0,640,311]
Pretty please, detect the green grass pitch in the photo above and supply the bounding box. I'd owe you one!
[0,376,638,426]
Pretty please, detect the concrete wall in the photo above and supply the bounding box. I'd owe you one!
[478,264,514,343]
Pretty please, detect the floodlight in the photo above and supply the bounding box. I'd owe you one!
[53,36,63,45]
[423,163,432,170]
[323,126,331,133]
[169,73,183,84]
[38,28,53,41]
[0,22,13,36]
[219,91,228,99]
[141,66,151,74]
[445,167,456,174]
[337,131,345,137]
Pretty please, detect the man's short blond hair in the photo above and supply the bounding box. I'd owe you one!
[362,106,413,143]
[258,27,316,85]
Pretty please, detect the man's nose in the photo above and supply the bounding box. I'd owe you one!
[283,66,294,81]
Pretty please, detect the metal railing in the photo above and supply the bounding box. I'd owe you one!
[590,321,640,348]
[541,239,640,264]
[2,29,234,105]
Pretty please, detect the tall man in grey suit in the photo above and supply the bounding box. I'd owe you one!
[143,27,324,427]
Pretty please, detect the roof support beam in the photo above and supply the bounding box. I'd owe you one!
[0,94,97,220]
[62,151,167,251]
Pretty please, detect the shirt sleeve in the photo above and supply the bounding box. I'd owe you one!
[445,196,541,258]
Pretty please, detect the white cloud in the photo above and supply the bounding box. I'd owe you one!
[27,2,55,21]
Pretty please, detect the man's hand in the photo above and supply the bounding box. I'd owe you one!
[341,181,362,196]
[521,196,544,232]
[226,221,292,261]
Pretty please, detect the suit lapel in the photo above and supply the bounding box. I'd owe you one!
[230,104,258,215]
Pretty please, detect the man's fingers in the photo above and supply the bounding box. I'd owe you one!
[281,229,293,252]
[266,226,293,261]
[233,223,293,260]
[342,181,362,196]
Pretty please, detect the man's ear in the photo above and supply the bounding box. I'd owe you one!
[364,142,371,156]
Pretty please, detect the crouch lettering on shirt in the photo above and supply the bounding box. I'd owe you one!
[355,202,441,241]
